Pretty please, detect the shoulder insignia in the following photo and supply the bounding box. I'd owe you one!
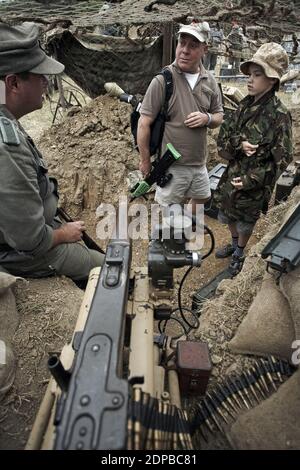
[0,116,20,145]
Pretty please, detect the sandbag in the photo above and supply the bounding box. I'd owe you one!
[0,340,16,400]
[280,266,300,339]
[228,367,300,449]
[229,271,295,360]
[0,272,22,296]
[0,272,23,343]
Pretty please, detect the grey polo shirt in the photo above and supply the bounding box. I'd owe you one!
[140,61,223,165]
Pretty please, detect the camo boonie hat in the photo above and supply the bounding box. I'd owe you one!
[0,22,64,76]
[240,42,289,80]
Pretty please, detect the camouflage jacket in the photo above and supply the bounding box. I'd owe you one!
[214,90,293,223]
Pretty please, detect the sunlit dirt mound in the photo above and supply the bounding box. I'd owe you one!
[38,95,138,216]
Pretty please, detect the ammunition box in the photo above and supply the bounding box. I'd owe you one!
[176,341,212,396]
[275,161,300,204]
[222,85,245,105]
[204,163,227,219]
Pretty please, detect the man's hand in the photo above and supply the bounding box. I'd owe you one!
[139,159,152,178]
[231,176,243,189]
[52,221,86,247]
[184,111,209,128]
[242,141,258,156]
[61,221,86,242]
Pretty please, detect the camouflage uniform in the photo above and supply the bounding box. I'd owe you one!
[214,89,293,224]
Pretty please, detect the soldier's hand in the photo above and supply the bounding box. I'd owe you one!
[184,111,209,128]
[231,176,243,189]
[61,221,86,243]
[242,141,258,156]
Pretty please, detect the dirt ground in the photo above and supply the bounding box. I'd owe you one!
[0,78,299,449]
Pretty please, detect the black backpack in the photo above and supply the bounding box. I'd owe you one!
[130,68,173,156]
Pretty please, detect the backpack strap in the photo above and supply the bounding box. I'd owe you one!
[157,68,173,119]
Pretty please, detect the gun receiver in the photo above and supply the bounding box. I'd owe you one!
[53,236,131,450]
[130,143,181,200]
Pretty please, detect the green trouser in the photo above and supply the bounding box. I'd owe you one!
[0,242,104,281]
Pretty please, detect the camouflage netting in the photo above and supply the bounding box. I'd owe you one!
[47,31,163,96]
[1,1,299,32]
[2,1,299,98]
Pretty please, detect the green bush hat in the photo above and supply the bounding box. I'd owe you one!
[0,22,64,76]
[240,42,289,80]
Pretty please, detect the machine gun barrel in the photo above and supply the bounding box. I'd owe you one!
[48,355,70,392]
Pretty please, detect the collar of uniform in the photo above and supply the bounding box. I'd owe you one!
[172,61,208,78]
[0,104,29,139]
[0,104,16,120]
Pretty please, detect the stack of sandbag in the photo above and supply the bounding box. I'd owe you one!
[227,203,300,449]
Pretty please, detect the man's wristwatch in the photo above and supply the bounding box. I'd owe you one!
[205,112,212,126]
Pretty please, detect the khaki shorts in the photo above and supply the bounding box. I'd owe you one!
[155,164,211,206]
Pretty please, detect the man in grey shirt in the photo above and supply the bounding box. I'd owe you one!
[0,22,104,288]
[137,23,223,213]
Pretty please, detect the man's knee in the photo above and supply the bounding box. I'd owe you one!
[49,243,104,281]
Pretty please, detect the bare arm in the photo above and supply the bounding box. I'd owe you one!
[137,114,155,177]
[184,111,223,129]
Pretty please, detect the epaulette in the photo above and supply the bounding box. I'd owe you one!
[0,116,20,145]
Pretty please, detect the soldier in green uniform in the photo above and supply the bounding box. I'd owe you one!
[0,22,104,288]
[214,42,293,276]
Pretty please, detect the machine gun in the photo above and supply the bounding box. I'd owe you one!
[26,214,213,450]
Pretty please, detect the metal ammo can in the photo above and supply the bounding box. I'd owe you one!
[176,340,212,395]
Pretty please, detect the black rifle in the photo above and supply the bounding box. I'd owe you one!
[130,143,181,200]
[57,207,105,254]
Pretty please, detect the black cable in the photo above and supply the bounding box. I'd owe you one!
[158,316,188,337]
[177,225,215,330]
[172,306,200,331]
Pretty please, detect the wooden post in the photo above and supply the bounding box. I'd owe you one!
[162,22,174,67]
[56,74,67,110]
[52,44,67,110]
